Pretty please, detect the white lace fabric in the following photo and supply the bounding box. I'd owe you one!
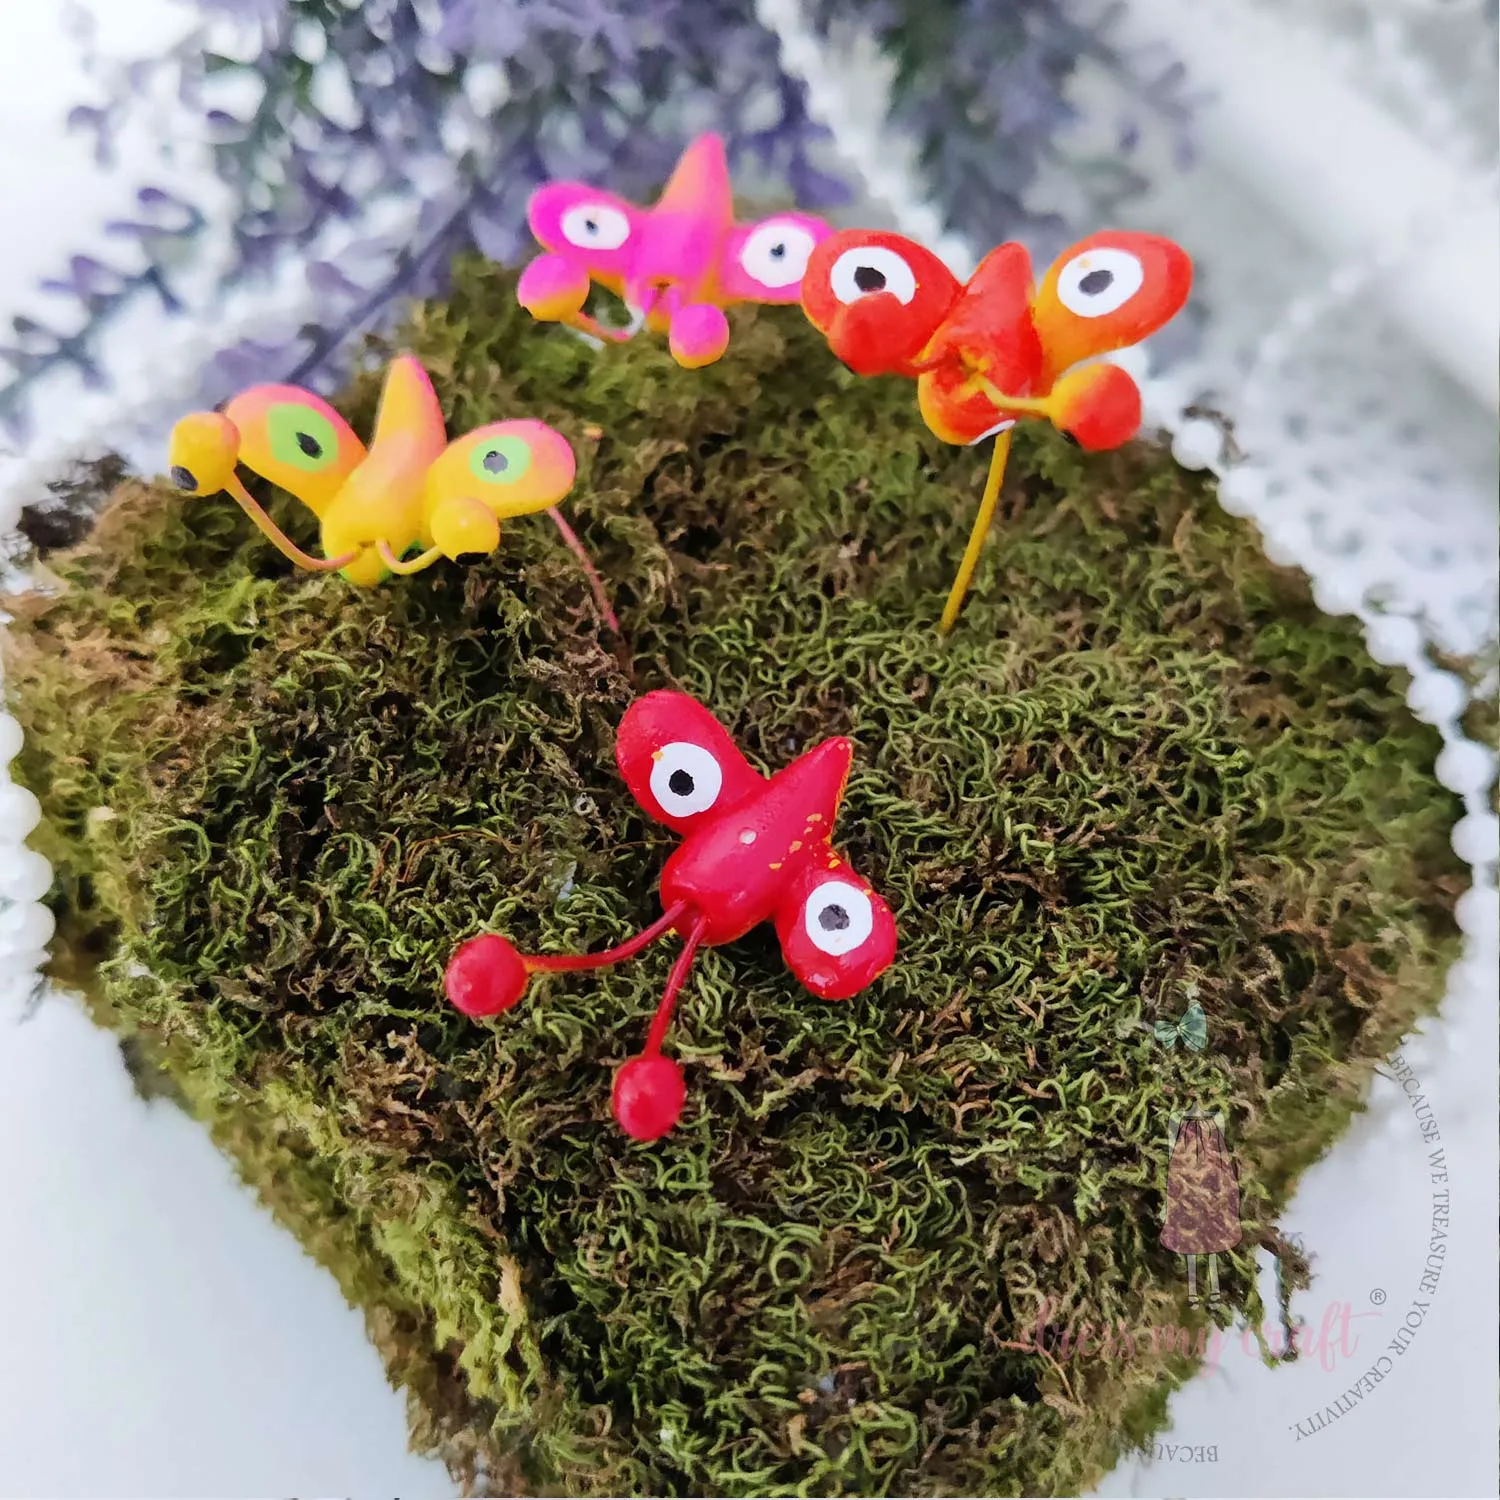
[756,0,1498,851]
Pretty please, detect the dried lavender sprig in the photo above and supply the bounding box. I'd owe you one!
[7,0,849,438]
[0,189,206,442]
[802,0,1199,262]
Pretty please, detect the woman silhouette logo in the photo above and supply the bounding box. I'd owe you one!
[1162,1108,1242,1305]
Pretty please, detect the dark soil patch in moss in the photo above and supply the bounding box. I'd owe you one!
[4,258,1463,1497]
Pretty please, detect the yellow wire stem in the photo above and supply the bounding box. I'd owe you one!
[225,476,356,573]
[938,429,1013,637]
[968,376,1053,419]
[376,540,444,576]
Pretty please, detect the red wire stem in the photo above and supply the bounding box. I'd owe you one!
[523,901,690,976]
[546,506,621,635]
[644,910,709,1058]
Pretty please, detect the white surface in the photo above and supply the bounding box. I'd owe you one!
[1117,0,1499,409]
[1093,942,1500,1498]
[0,4,450,1495]
[2,0,1497,1495]
[0,989,449,1500]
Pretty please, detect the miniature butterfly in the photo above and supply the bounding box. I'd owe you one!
[518,133,833,368]
[167,356,611,621]
[1154,1001,1208,1052]
[801,228,1193,633]
[444,690,898,1142]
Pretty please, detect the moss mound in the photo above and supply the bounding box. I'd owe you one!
[5,259,1463,1496]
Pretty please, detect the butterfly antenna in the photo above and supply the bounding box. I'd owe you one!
[564,309,637,344]
[546,507,621,634]
[376,540,444,576]
[445,902,691,1023]
[224,474,358,573]
[938,429,1013,636]
[524,901,690,977]
[611,908,710,1141]
[642,910,708,1059]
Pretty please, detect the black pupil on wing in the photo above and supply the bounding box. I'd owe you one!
[769,242,786,259]
[170,465,196,491]
[853,265,886,293]
[1079,268,1113,296]
[296,431,322,458]
[668,769,694,797]
[482,449,508,473]
[585,218,598,234]
[819,903,850,932]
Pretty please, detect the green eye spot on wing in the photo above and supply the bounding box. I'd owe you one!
[267,403,342,472]
[468,434,534,485]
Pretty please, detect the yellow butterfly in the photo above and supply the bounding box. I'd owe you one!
[167,356,607,617]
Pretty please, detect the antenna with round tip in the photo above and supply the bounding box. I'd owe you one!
[444,900,703,1141]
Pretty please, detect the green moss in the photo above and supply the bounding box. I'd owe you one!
[5,258,1464,1497]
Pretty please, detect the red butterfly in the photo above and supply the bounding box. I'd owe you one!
[444,690,897,1142]
[801,229,1193,633]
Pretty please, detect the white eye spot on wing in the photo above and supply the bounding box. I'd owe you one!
[649,741,724,817]
[1056,248,1144,318]
[829,245,918,306]
[560,202,631,251]
[739,220,819,288]
[803,880,875,956]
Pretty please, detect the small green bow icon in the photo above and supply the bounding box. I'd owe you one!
[1153,1000,1207,1051]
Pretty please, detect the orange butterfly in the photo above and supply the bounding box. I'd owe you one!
[802,230,1193,633]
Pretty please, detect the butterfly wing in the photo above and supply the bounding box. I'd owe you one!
[425,420,576,521]
[774,854,897,1000]
[527,181,644,295]
[1181,1002,1208,1052]
[1031,231,1192,385]
[615,690,764,837]
[717,212,832,305]
[365,355,448,468]
[914,241,1044,444]
[801,229,962,377]
[223,384,366,517]
[420,418,577,559]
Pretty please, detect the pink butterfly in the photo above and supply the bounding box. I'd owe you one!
[517,133,833,368]
[444,690,898,1142]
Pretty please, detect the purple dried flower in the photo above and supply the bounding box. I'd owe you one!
[806,0,1197,258]
[66,104,118,167]
[197,0,287,22]
[39,257,127,310]
[201,337,303,398]
[306,261,364,299]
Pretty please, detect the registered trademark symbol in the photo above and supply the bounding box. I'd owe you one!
[1370,1287,1387,1305]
